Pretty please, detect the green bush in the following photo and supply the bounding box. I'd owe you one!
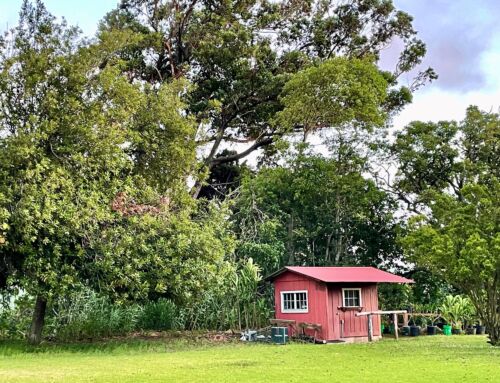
[439,295,476,329]
[47,290,140,341]
[0,294,33,339]
[179,259,273,331]
[137,299,179,331]
[1,259,274,341]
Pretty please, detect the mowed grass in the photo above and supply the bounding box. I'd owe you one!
[0,335,499,383]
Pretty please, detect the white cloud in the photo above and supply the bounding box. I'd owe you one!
[394,86,500,129]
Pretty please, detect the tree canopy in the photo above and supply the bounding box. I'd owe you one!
[97,0,435,195]
[234,151,403,276]
[0,0,233,344]
[397,108,500,345]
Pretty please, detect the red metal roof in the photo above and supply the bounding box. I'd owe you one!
[269,266,413,283]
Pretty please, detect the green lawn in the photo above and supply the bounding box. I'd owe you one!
[0,336,499,382]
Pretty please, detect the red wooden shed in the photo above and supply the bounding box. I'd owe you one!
[268,266,413,342]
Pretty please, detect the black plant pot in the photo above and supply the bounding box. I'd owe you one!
[465,327,476,335]
[452,328,463,335]
[410,325,420,337]
[401,326,410,336]
[427,325,438,335]
[475,325,486,335]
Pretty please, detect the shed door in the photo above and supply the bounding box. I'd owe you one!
[338,288,366,338]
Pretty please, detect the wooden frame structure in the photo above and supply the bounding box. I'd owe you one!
[355,310,408,341]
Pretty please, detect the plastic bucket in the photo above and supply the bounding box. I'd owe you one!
[466,327,476,335]
[410,326,420,337]
[427,325,437,335]
[381,324,385,334]
[443,325,452,336]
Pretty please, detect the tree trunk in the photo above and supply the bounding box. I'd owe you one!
[484,291,499,346]
[286,215,294,265]
[325,233,333,264]
[483,308,499,346]
[487,322,499,346]
[484,279,499,346]
[470,285,499,346]
[28,295,47,345]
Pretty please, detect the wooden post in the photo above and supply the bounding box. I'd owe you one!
[355,310,407,342]
[393,313,398,340]
[367,314,373,342]
[403,313,409,327]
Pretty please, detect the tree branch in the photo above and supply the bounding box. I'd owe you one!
[209,137,274,166]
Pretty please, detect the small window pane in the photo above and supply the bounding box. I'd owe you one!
[344,289,361,307]
[282,291,308,312]
[283,293,295,310]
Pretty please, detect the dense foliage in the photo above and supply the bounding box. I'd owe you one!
[396,108,499,345]
[1,1,497,348]
[234,151,403,275]
[97,0,435,195]
[0,1,234,344]
[1,258,269,340]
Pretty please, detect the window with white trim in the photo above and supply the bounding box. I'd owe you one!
[342,288,362,307]
[281,290,308,313]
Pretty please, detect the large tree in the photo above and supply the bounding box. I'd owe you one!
[98,0,435,195]
[394,107,499,345]
[0,1,232,344]
[234,151,403,276]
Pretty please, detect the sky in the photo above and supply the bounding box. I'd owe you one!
[1,0,499,130]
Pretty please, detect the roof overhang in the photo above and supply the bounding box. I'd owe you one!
[265,266,414,284]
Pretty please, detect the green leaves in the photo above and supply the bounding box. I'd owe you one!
[398,108,500,345]
[439,295,476,328]
[97,0,430,176]
[234,152,402,274]
[276,57,389,139]
[0,2,232,320]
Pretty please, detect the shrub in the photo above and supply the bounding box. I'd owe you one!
[137,299,179,331]
[0,293,33,339]
[47,290,140,341]
[439,295,476,329]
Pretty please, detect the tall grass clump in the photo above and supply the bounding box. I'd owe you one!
[137,298,179,331]
[47,290,140,341]
[180,259,273,331]
[1,260,274,342]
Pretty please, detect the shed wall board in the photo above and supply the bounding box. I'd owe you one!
[330,283,380,338]
[273,271,382,341]
[274,271,329,340]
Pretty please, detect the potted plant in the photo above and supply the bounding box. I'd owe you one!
[409,318,421,337]
[475,320,486,335]
[440,295,479,335]
[461,298,477,335]
[426,314,440,335]
[465,325,477,335]
[442,322,452,336]
[439,295,466,336]
[440,296,456,336]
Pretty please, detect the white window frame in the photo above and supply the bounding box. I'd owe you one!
[342,288,362,308]
[280,290,309,313]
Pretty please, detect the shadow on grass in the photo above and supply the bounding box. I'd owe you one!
[0,335,233,356]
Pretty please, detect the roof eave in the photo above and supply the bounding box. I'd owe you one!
[264,267,327,283]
